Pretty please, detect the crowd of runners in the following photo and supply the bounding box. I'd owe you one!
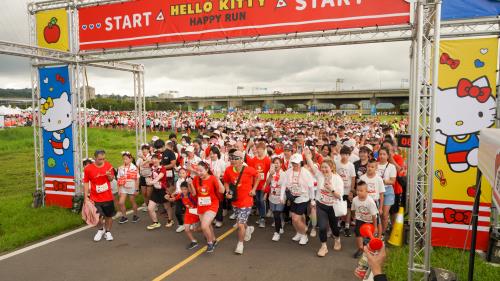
[82,113,407,279]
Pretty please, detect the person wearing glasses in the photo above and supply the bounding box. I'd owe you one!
[117,151,140,224]
[223,150,259,255]
[83,150,116,242]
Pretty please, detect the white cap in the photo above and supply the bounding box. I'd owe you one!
[345,139,356,148]
[214,130,221,135]
[290,153,303,164]
[185,146,195,153]
[151,136,159,142]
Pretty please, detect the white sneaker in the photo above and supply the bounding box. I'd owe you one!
[310,228,317,237]
[229,213,237,220]
[176,225,185,233]
[244,226,255,242]
[266,209,273,218]
[272,232,280,242]
[292,232,302,242]
[215,221,223,228]
[279,228,285,234]
[233,223,238,228]
[235,242,244,255]
[104,231,113,241]
[93,229,105,242]
[299,234,309,245]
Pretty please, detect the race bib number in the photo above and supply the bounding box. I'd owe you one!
[188,208,198,215]
[259,173,265,181]
[291,183,301,196]
[166,170,173,177]
[96,183,109,193]
[319,190,335,205]
[198,196,212,206]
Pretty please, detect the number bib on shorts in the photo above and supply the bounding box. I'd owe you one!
[319,189,335,205]
[96,182,109,193]
[198,196,212,206]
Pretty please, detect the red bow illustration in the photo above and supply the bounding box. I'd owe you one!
[56,74,65,84]
[457,78,491,103]
[443,207,471,225]
[440,53,460,69]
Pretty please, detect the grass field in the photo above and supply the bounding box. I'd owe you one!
[1,126,499,281]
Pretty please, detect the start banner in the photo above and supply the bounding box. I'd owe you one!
[78,0,410,51]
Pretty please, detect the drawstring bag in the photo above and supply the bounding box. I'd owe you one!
[81,200,100,226]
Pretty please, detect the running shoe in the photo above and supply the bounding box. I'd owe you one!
[317,244,328,257]
[258,218,265,228]
[213,239,218,247]
[104,231,114,241]
[279,228,284,234]
[132,215,140,223]
[186,241,199,250]
[244,226,255,242]
[165,220,175,228]
[206,243,215,253]
[344,228,352,237]
[353,249,363,259]
[176,225,185,233]
[292,233,302,242]
[272,232,280,242]
[147,222,161,230]
[234,242,244,255]
[93,229,105,242]
[310,228,317,237]
[119,216,128,224]
[215,221,223,228]
[299,234,309,245]
[229,213,237,220]
[333,237,342,251]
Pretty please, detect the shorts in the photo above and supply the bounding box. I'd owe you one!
[390,194,402,214]
[383,185,395,206]
[290,201,309,216]
[342,194,353,208]
[234,207,252,224]
[120,185,136,195]
[184,212,200,225]
[139,176,148,187]
[270,202,285,212]
[94,200,116,218]
[151,188,167,204]
[354,220,369,237]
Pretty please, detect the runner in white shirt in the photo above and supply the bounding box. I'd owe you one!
[360,158,385,236]
[351,181,378,258]
[205,146,227,228]
[376,147,397,236]
[117,151,140,224]
[336,146,356,237]
[184,146,202,178]
[264,157,287,242]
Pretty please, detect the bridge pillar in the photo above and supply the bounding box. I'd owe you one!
[228,99,243,109]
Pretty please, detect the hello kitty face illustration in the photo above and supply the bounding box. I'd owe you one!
[436,76,495,138]
[40,92,72,132]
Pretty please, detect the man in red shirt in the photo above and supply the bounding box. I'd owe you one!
[224,150,259,255]
[83,150,116,242]
[247,142,271,228]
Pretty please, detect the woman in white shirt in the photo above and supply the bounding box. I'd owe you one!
[117,151,140,224]
[205,146,227,227]
[377,147,397,236]
[283,153,315,246]
[265,157,287,242]
[305,151,344,257]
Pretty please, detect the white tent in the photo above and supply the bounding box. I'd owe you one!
[478,128,500,209]
[0,105,22,115]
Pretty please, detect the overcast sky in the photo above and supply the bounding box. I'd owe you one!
[0,0,410,97]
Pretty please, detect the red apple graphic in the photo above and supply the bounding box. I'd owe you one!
[43,17,60,44]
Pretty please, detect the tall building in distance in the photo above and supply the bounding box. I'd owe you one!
[80,86,96,100]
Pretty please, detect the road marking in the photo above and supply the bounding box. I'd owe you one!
[152,227,237,281]
[0,207,144,262]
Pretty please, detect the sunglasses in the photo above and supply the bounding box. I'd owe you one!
[229,156,242,161]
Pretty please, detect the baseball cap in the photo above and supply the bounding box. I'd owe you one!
[230,151,245,159]
[185,146,195,153]
[151,136,159,142]
[284,144,293,151]
[290,153,303,164]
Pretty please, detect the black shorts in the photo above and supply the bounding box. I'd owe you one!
[290,201,309,216]
[94,200,116,218]
[390,194,402,215]
[354,220,369,237]
[151,188,167,204]
[342,194,352,208]
[139,176,147,187]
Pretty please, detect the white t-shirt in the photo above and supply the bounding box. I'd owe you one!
[267,170,287,205]
[359,174,385,202]
[205,158,226,179]
[117,164,140,189]
[377,162,397,184]
[314,171,344,207]
[352,196,378,223]
[282,167,315,204]
[336,160,356,194]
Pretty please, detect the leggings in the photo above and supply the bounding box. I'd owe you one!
[273,211,282,233]
[175,201,185,225]
[317,202,340,242]
[255,190,266,219]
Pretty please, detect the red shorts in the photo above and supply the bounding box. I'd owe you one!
[197,203,219,215]
[184,212,200,225]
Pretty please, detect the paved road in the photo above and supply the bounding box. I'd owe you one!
[0,211,359,281]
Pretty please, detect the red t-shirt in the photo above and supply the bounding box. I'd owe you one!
[192,175,220,214]
[83,162,114,203]
[248,156,271,191]
[393,154,405,195]
[223,165,258,208]
[152,166,168,189]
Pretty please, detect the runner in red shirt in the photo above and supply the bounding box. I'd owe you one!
[83,150,116,242]
[224,150,259,255]
[247,142,271,228]
[190,161,223,253]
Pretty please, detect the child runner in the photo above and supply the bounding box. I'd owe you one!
[146,154,172,230]
[352,181,378,258]
[117,151,140,224]
[336,146,356,237]
[359,159,385,237]
[173,168,189,233]
[137,144,152,211]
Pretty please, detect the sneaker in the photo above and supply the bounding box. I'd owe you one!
[234,242,244,255]
[206,243,215,253]
[93,229,105,242]
[147,222,161,230]
[213,239,218,247]
[272,222,275,227]
[104,231,113,241]
[244,226,255,242]
[229,213,237,220]
[215,221,223,228]
[353,249,363,259]
[292,233,302,242]
[317,244,328,257]
[258,219,265,228]
[334,237,342,251]
[344,228,352,237]
[299,234,309,245]
[272,232,280,242]
[165,220,175,228]
[279,228,284,235]
[176,225,185,233]
[186,241,199,250]
[266,209,273,218]
[233,223,238,228]
[310,228,317,237]
[119,216,128,224]
[132,215,140,223]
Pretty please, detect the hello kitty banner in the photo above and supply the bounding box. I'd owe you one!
[39,66,75,208]
[432,37,498,251]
